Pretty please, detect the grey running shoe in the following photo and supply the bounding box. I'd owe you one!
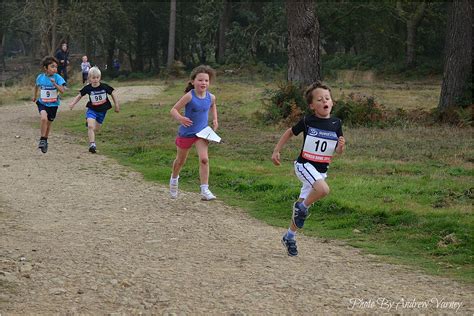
[38,139,48,154]
[281,234,298,256]
[292,202,308,228]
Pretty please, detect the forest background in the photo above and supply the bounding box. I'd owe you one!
[0,1,468,85]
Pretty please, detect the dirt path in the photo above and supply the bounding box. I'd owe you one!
[0,86,472,315]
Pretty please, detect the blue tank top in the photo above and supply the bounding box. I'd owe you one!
[178,89,212,137]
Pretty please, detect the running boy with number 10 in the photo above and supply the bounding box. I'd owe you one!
[272,81,345,257]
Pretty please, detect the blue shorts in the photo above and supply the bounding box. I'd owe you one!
[86,108,107,124]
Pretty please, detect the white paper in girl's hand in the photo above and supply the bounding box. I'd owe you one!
[196,126,221,143]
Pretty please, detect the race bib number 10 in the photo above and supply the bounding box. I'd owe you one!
[90,92,107,106]
[302,127,338,163]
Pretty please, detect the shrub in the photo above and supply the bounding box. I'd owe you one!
[333,92,387,127]
[260,84,471,129]
[435,105,474,127]
[260,82,308,124]
[168,61,186,77]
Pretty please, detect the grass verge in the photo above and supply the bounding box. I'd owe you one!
[55,78,474,283]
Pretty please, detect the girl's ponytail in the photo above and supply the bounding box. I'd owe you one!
[184,81,194,93]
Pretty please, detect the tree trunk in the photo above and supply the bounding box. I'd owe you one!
[50,0,58,56]
[405,2,426,67]
[167,0,176,68]
[438,0,472,110]
[106,38,115,72]
[285,0,321,86]
[216,0,232,64]
[135,18,144,72]
[0,30,5,72]
[405,19,416,66]
[38,0,58,57]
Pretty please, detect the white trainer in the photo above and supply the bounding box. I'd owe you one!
[170,181,178,199]
[201,188,216,201]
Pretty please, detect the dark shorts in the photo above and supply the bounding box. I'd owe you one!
[37,102,58,121]
[175,136,200,149]
[82,72,88,83]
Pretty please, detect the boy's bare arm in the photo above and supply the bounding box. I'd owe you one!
[49,77,65,94]
[56,84,65,94]
[33,86,38,102]
[336,136,345,154]
[69,94,83,109]
[272,128,294,166]
[111,91,120,112]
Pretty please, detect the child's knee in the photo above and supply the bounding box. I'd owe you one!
[322,185,330,196]
[313,181,330,196]
[321,184,330,196]
[199,157,209,165]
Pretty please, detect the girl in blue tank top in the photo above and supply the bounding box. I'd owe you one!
[170,65,219,201]
[178,89,212,137]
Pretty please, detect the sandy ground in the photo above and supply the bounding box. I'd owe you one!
[0,86,473,315]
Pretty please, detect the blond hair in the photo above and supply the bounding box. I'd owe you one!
[88,66,101,78]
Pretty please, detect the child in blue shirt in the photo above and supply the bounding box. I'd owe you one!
[32,56,66,153]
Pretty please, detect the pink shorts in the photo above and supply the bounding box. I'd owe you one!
[175,136,199,149]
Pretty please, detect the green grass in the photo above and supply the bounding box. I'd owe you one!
[330,80,441,110]
[55,78,474,283]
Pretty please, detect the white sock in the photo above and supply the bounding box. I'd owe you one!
[200,184,209,192]
[170,175,179,185]
[287,228,296,240]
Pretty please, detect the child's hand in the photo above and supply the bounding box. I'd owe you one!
[179,116,193,127]
[336,136,346,154]
[32,97,36,102]
[49,77,56,84]
[338,136,345,147]
[114,105,120,113]
[212,119,218,131]
[68,103,74,110]
[271,151,281,166]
